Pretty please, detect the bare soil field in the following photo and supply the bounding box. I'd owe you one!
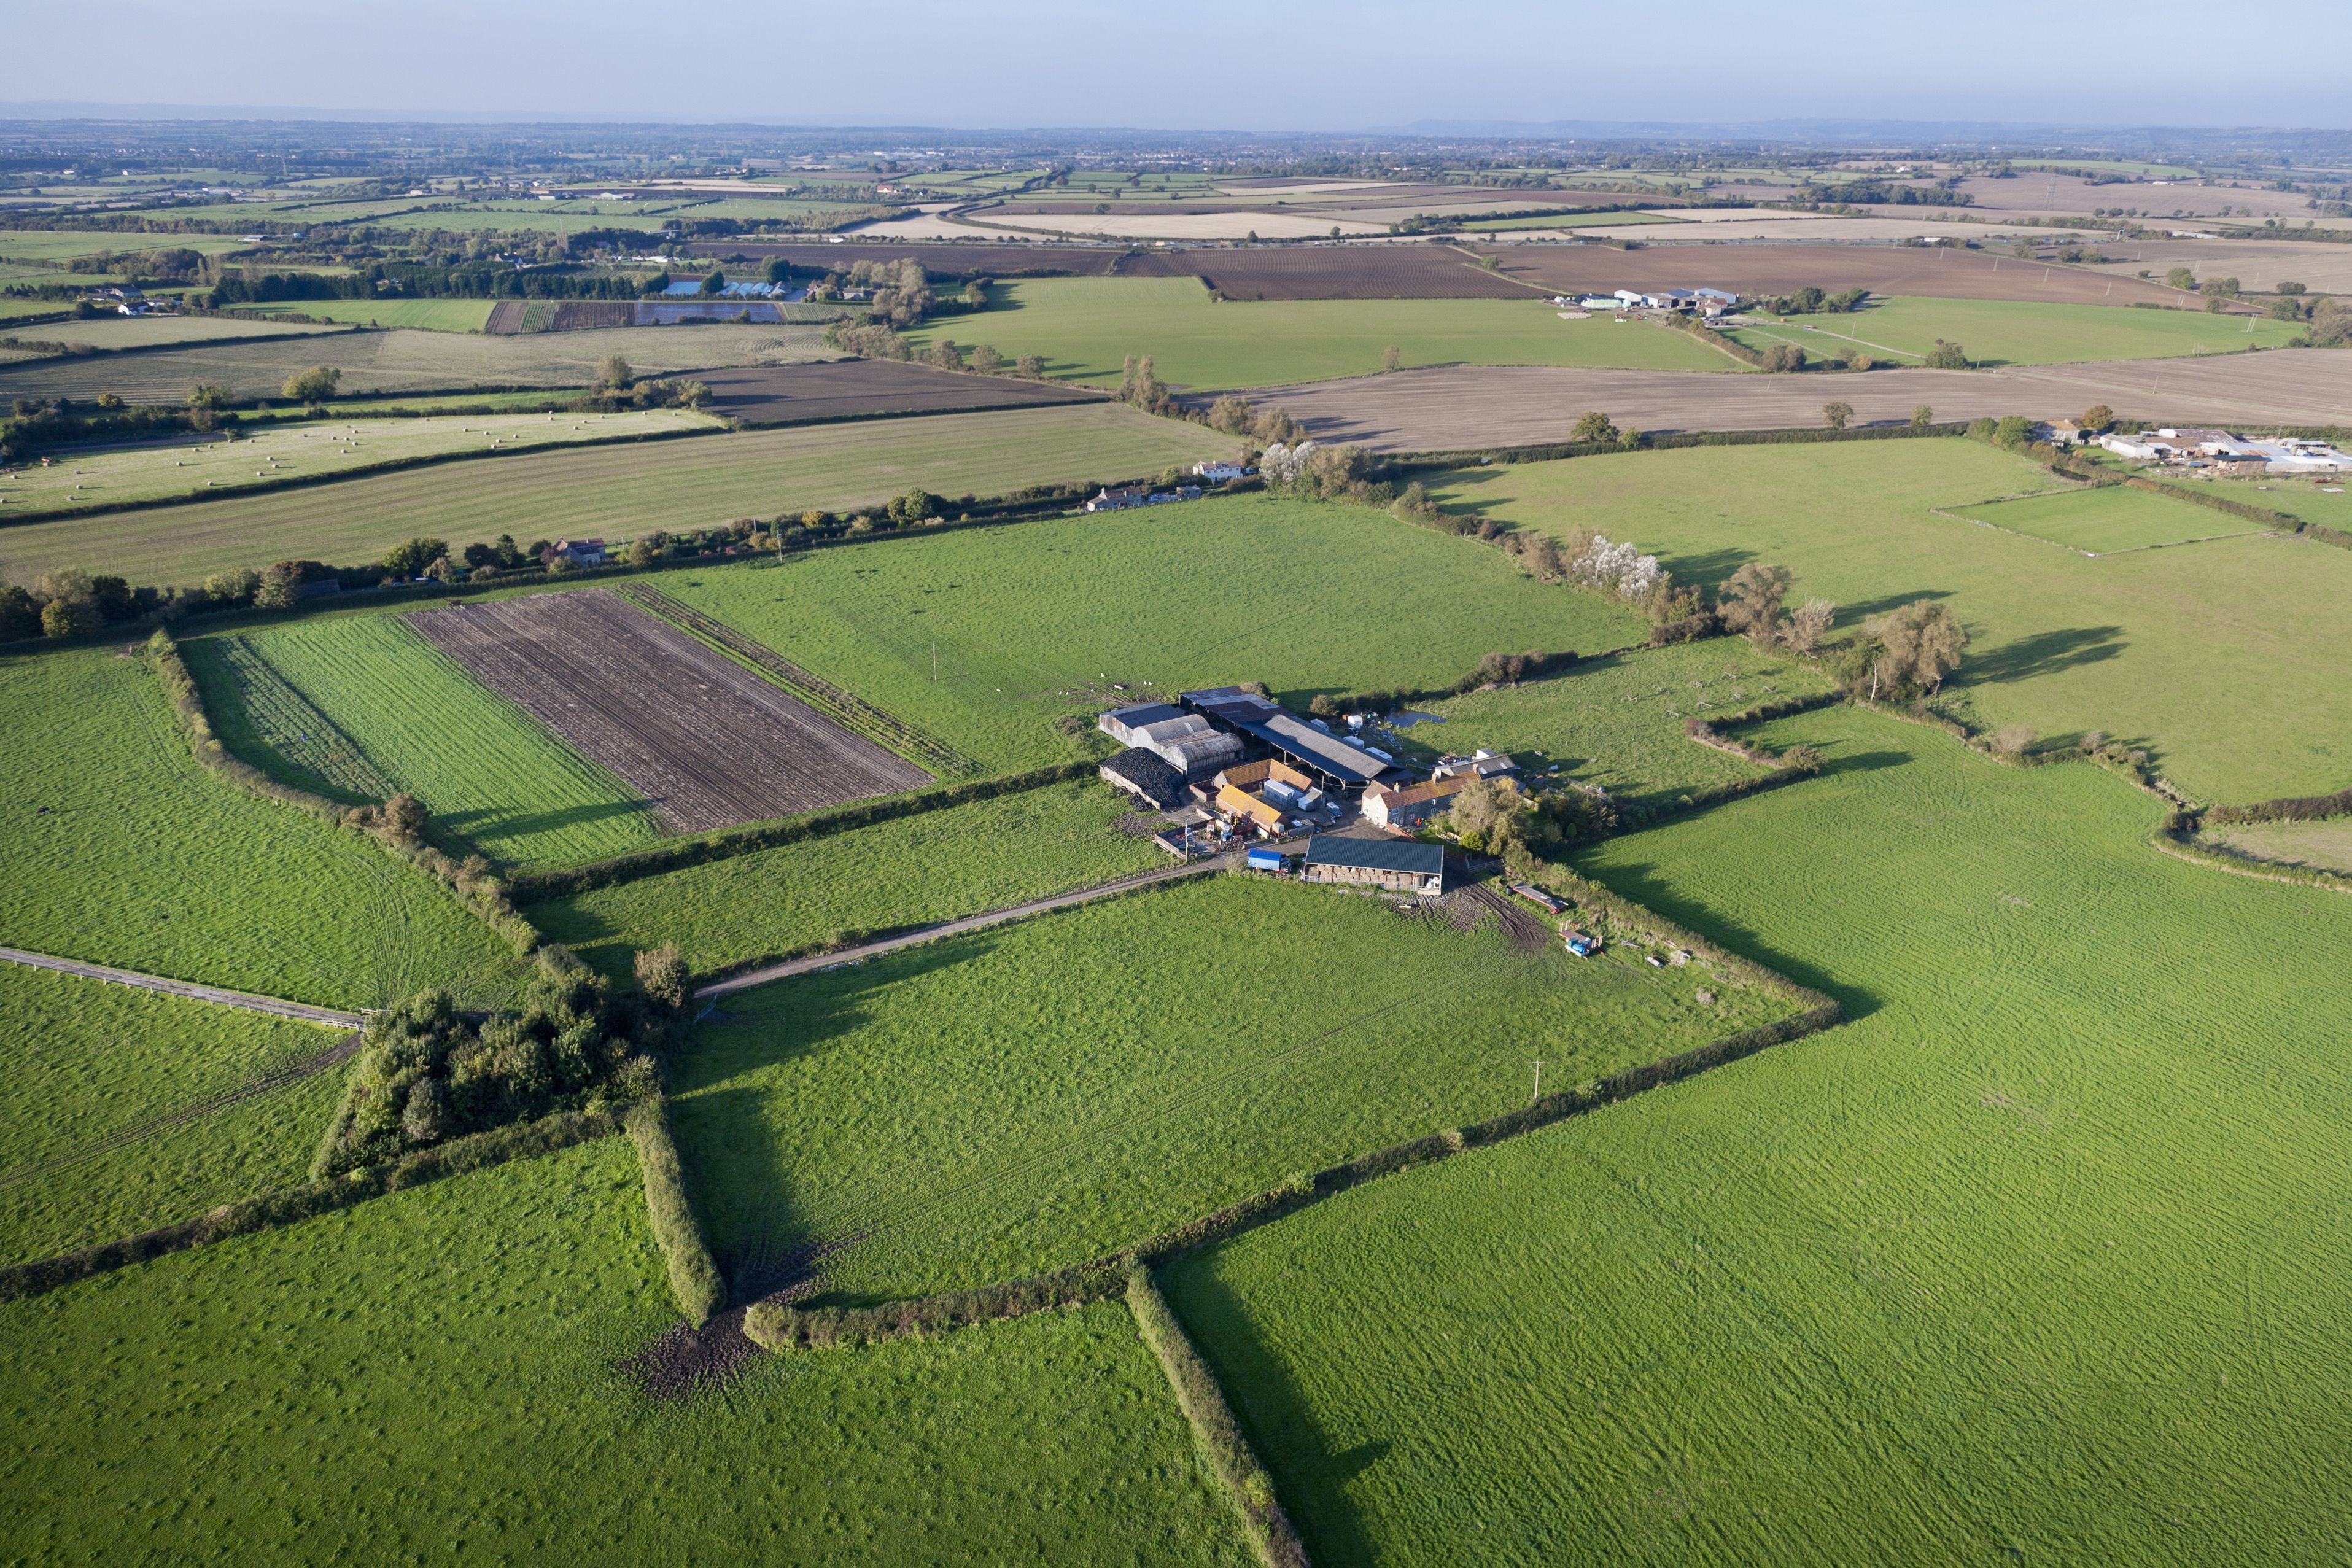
[407,589,930,833]
[0,322,831,403]
[1114,244,1537,300]
[682,241,1124,278]
[2089,238,2352,295]
[1953,174,2326,222]
[1483,243,2194,308]
[696,359,1102,424]
[1232,349,2352,451]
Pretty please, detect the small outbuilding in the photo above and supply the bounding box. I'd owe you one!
[1301,834,1445,895]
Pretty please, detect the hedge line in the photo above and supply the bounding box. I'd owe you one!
[2151,830,2352,896]
[146,630,541,950]
[1669,311,1768,368]
[2203,786,2352,827]
[1126,1267,1311,1568]
[743,976,1841,1353]
[624,1096,726,1326]
[510,761,1100,902]
[0,1109,619,1303]
[1392,420,1973,472]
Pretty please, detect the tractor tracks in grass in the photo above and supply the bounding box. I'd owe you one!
[0,1030,360,1195]
[0,947,364,1027]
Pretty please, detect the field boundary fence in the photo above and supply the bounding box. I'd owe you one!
[0,1108,619,1303]
[615,582,978,774]
[1388,417,1976,472]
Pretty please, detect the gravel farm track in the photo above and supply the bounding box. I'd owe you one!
[409,589,931,833]
[1232,349,2352,451]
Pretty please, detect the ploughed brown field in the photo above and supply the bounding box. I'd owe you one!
[1479,243,2200,308]
[695,359,1103,425]
[1231,349,2352,451]
[1114,243,1537,300]
[408,589,930,834]
[485,300,638,333]
[680,241,1124,278]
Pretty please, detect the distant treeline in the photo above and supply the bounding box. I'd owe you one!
[206,262,648,305]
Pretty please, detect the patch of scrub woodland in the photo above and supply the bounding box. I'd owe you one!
[1166,705,2352,1567]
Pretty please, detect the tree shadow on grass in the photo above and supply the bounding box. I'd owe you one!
[1651,545,1757,589]
[1960,625,2127,687]
[435,797,658,856]
[1161,1257,1389,1568]
[1580,852,1881,1021]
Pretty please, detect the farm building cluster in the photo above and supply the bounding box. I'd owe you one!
[2082,427,2352,475]
[1095,685,1535,902]
[1551,286,1742,318]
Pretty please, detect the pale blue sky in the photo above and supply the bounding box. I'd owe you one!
[6,0,2346,131]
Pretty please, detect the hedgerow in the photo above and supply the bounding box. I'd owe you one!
[146,629,540,949]
[1125,1266,1310,1568]
[625,1094,727,1325]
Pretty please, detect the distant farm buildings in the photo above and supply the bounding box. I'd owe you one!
[1087,483,1205,513]
[2096,427,2352,473]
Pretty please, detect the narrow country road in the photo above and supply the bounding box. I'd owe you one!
[696,851,1245,1001]
[0,947,364,1028]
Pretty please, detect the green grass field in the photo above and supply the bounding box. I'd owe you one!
[1432,438,2352,802]
[1407,640,1836,809]
[2200,815,2352,874]
[1166,705,2352,1566]
[0,646,528,1009]
[1725,293,2299,367]
[906,276,1735,389]
[0,403,1233,588]
[230,299,498,332]
[529,778,1166,979]
[1949,484,2265,553]
[0,320,826,405]
[0,962,349,1264]
[0,314,353,354]
[2197,477,2352,535]
[667,494,1644,774]
[0,408,715,519]
[188,614,662,870]
[0,231,254,263]
[0,1138,1252,1566]
[679,872,1792,1302]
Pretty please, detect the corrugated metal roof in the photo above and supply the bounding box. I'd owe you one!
[1104,702,1186,729]
[1304,835,1445,875]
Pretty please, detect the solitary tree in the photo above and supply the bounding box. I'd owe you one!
[1910,404,1935,431]
[2079,403,2115,433]
[596,355,633,391]
[281,365,340,406]
[1821,401,1853,430]
[1718,562,1793,649]
[969,344,1004,375]
[1381,344,1401,373]
[1760,342,1805,373]
[2165,266,2197,291]
[1570,411,1618,444]
[1015,353,1045,379]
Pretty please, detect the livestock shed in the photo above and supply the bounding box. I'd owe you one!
[1099,747,1186,809]
[1302,834,1446,895]
[1181,686,1388,788]
[1098,702,1245,778]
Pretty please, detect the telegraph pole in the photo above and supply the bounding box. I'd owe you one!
[1531,1058,1545,1105]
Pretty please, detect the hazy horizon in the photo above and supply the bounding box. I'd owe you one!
[7,0,2347,134]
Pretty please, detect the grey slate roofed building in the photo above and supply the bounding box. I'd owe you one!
[1179,686,1387,787]
[1301,833,1446,893]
